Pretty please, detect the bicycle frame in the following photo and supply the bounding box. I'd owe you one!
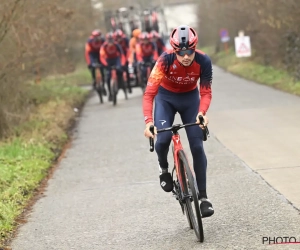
[172,133,189,194]
[149,116,210,192]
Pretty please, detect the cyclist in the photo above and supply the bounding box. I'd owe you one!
[151,30,166,56]
[114,29,132,93]
[128,28,141,86]
[100,32,126,101]
[85,29,105,91]
[136,32,158,86]
[143,25,214,218]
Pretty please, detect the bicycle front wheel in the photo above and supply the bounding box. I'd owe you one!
[95,83,103,104]
[178,150,204,242]
[110,79,118,106]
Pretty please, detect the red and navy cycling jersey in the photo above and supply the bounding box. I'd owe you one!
[85,36,105,64]
[117,37,129,57]
[155,38,166,55]
[86,37,104,51]
[143,49,212,124]
[99,42,126,66]
[136,42,158,62]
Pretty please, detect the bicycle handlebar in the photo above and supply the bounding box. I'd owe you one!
[149,115,210,152]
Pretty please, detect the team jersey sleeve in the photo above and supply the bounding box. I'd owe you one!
[142,54,166,124]
[128,38,136,64]
[116,44,126,66]
[99,45,108,66]
[85,43,92,64]
[199,54,213,115]
[135,44,143,62]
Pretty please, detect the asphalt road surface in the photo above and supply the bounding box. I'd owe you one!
[11,66,300,250]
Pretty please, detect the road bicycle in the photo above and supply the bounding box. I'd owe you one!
[149,115,210,242]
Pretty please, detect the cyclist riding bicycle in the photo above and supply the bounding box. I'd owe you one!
[85,29,105,90]
[100,32,126,101]
[136,32,158,85]
[114,29,132,94]
[143,25,214,218]
[151,30,166,56]
[129,28,142,86]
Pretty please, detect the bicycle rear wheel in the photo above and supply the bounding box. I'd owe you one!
[178,150,204,242]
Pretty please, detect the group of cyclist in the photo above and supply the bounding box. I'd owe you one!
[86,23,214,219]
[85,28,167,101]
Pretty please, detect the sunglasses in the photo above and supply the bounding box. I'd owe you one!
[176,49,195,56]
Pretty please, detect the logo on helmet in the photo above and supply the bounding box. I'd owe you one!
[182,47,187,50]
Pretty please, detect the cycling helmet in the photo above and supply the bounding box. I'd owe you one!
[114,29,124,39]
[151,30,160,38]
[91,29,101,37]
[139,32,151,40]
[132,29,141,38]
[170,25,198,51]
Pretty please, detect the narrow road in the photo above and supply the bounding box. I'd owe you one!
[11,66,300,250]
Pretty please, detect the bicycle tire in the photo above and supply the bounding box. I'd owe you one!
[177,156,194,231]
[171,145,193,229]
[110,74,118,106]
[120,74,128,100]
[184,202,193,229]
[96,87,103,104]
[137,66,146,93]
[95,79,103,104]
[178,150,204,242]
[112,79,117,105]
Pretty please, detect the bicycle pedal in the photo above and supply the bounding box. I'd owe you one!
[172,192,179,200]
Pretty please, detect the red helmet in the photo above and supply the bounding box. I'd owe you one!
[170,25,198,51]
[114,29,124,40]
[151,30,160,38]
[91,29,101,37]
[139,32,151,40]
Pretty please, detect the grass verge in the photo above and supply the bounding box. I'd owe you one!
[201,46,300,96]
[0,67,90,247]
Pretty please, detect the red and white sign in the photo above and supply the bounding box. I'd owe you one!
[234,36,251,57]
